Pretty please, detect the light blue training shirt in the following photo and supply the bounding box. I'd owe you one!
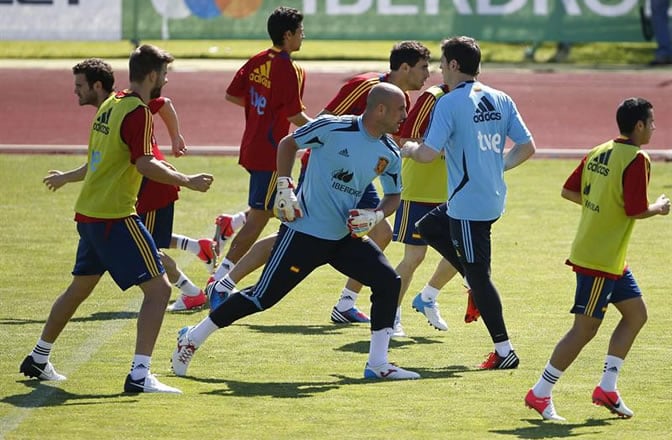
[288,114,401,240]
[424,80,532,221]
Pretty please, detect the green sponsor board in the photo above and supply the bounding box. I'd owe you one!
[124,0,648,43]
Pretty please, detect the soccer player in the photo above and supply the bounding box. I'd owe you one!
[43,58,216,312]
[206,41,431,322]
[391,81,478,338]
[401,36,536,369]
[20,45,214,393]
[209,6,311,285]
[172,83,420,380]
[525,97,670,421]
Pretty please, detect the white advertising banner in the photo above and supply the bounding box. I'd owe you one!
[0,0,122,40]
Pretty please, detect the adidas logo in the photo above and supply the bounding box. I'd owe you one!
[473,96,501,123]
[338,148,350,157]
[249,60,271,88]
[92,108,112,135]
[587,150,611,176]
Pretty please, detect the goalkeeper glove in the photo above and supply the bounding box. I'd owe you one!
[274,176,302,222]
[347,209,384,238]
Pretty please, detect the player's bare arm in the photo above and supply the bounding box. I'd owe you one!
[504,140,536,171]
[225,93,245,107]
[630,194,671,219]
[287,111,312,127]
[157,97,187,158]
[400,140,439,163]
[135,155,213,192]
[560,187,582,205]
[43,163,87,191]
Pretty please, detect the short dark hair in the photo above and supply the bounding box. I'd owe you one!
[389,41,431,71]
[616,97,653,135]
[72,58,114,93]
[128,44,174,83]
[267,6,303,47]
[441,36,481,76]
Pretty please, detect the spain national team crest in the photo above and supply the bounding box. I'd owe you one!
[374,157,389,175]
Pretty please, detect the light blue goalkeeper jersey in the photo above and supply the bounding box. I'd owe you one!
[424,81,531,221]
[289,114,401,240]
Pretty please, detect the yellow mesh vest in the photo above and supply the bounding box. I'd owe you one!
[75,94,149,219]
[401,85,448,203]
[568,140,649,275]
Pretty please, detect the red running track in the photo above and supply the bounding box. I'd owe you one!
[1,66,670,155]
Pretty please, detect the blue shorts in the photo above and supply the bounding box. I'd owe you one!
[139,203,174,249]
[393,200,441,245]
[73,216,164,291]
[356,183,380,210]
[571,268,642,319]
[248,170,277,210]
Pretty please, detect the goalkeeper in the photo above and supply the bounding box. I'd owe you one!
[172,83,420,380]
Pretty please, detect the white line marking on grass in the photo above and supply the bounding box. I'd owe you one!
[0,295,142,438]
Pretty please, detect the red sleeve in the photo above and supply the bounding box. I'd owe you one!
[121,106,154,163]
[623,153,650,216]
[273,58,305,118]
[400,92,436,139]
[324,74,377,115]
[226,61,249,98]
[148,97,165,115]
[563,157,586,192]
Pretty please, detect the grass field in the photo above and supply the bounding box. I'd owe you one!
[0,40,661,66]
[0,154,670,439]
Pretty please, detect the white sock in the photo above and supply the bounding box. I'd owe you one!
[420,284,440,302]
[130,354,151,380]
[532,362,564,398]
[31,339,53,364]
[218,274,238,294]
[214,258,235,280]
[189,316,220,347]
[173,234,200,256]
[230,211,246,231]
[394,306,402,325]
[367,328,392,367]
[336,288,358,311]
[174,272,201,296]
[599,355,624,392]
[494,340,513,357]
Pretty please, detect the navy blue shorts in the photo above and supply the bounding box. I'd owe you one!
[248,170,277,210]
[73,216,164,290]
[571,268,642,319]
[139,203,174,249]
[393,200,441,245]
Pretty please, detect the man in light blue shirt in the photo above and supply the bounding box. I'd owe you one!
[402,36,536,370]
[172,83,421,381]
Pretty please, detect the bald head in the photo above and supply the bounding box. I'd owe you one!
[362,83,408,137]
[366,82,405,111]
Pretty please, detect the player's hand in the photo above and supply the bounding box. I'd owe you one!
[185,173,214,192]
[274,176,302,222]
[655,194,671,215]
[43,170,68,191]
[400,141,419,159]
[347,209,384,238]
[171,134,187,158]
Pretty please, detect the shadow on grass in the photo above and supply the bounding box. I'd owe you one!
[490,418,612,439]
[2,380,135,408]
[239,323,349,336]
[181,365,471,399]
[0,311,138,326]
[336,335,444,354]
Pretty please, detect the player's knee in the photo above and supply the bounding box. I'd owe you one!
[369,220,392,248]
